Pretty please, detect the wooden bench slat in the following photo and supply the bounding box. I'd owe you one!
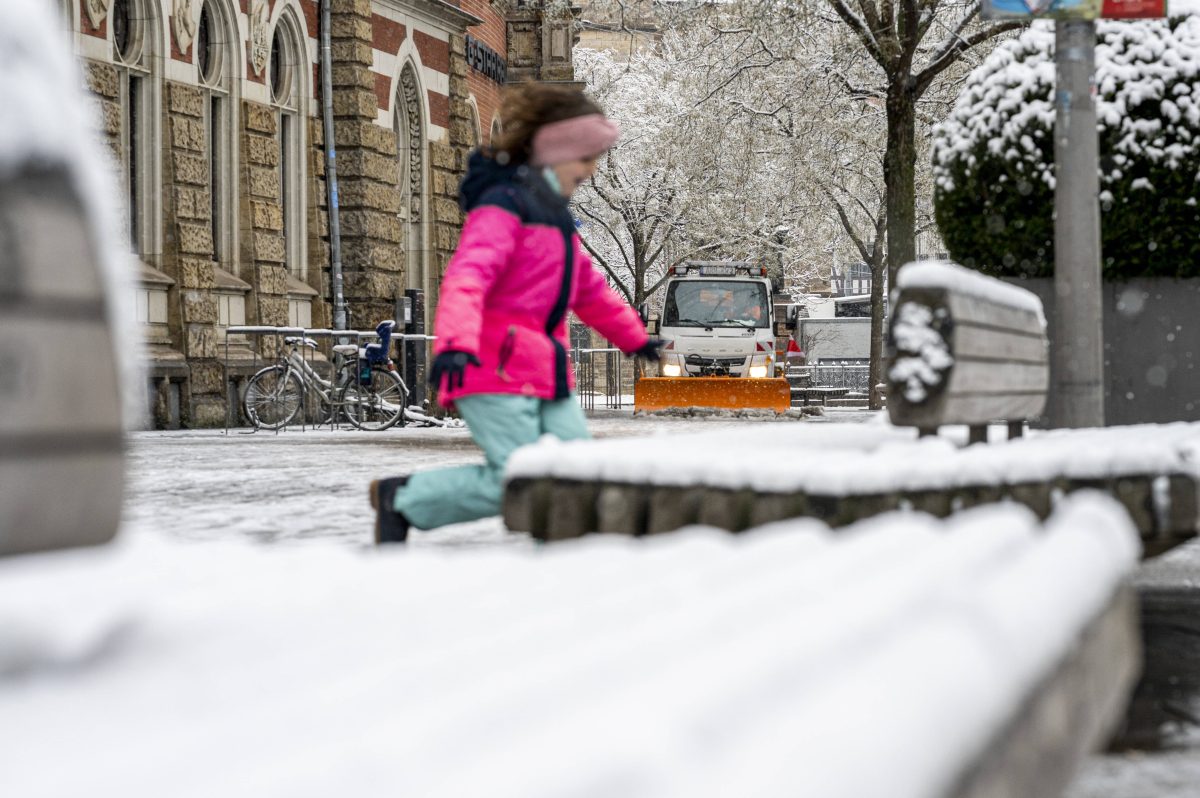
[946,291,1045,334]
[947,361,1050,394]
[953,325,1049,363]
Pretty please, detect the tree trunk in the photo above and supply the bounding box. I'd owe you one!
[884,80,917,287]
[868,247,887,411]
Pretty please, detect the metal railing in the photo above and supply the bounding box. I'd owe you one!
[803,364,871,393]
[572,347,629,411]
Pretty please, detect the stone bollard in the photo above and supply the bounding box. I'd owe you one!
[544,481,601,541]
[596,484,648,535]
[646,486,702,535]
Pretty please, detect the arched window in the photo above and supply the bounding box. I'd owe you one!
[395,64,426,297]
[270,9,313,328]
[489,116,502,147]
[196,0,236,269]
[111,0,155,254]
[271,12,306,279]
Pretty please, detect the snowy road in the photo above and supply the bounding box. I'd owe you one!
[115,409,1200,796]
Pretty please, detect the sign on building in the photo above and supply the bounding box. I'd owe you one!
[982,0,1166,18]
[465,35,507,85]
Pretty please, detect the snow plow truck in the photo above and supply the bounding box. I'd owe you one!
[635,261,794,413]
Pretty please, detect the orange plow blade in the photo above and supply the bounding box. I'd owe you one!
[634,377,792,414]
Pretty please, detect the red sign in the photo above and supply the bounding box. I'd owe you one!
[1101,0,1166,17]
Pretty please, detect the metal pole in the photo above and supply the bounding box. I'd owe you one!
[1051,20,1105,428]
[404,288,426,405]
[319,0,347,332]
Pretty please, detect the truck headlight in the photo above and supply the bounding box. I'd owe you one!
[662,363,682,377]
[748,365,768,378]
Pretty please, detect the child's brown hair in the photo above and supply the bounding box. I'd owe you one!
[491,83,604,164]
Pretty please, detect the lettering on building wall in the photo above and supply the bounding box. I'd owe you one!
[465,35,506,85]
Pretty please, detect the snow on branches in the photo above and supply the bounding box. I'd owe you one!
[932,15,1200,278]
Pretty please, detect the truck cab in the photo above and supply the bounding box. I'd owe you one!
[650,262,780,379]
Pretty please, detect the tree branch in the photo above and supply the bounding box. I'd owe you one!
[916,19,1024,96]
[825,188,874,264]
[579,232,633,305]
[828,0,887,69]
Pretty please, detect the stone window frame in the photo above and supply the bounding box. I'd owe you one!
[110,0,163,261]
[57,0,74,33]
[465,94,482,149]
[394,60,428,296]
[195,0,240,273]
[269,6,309,283]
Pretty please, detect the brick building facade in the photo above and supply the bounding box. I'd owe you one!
[64,0,577,427]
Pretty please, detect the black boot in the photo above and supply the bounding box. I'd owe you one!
[369,477,410,544]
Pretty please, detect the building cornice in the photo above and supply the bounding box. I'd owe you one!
[373,0,484,32]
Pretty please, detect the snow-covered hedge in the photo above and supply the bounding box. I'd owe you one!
[932,16,1200,279]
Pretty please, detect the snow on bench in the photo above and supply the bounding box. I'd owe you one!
[888,261,1048,443]
[504,421,1200,554]
[0,494,1139,798]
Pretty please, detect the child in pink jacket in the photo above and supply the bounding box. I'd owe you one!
[370,84,662,543]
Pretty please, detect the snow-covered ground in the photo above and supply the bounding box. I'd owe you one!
[3,409,1198,796]
[119,410,876,547]
[510,416,1200,498]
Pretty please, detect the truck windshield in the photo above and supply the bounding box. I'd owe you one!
[663,280,769,329]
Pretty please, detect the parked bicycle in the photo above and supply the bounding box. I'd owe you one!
[242,320,408,431]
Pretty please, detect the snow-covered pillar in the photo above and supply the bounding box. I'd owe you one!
[1051,20,1105,428]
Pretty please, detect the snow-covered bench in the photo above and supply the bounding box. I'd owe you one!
[0,494,1141,798]
[503,422,1200,556]
[887,261,1049,443]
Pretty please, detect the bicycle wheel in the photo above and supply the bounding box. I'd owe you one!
[243,365,303,430]
[340,367,407,431]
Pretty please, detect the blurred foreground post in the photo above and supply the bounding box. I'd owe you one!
[1051,20,1105,428]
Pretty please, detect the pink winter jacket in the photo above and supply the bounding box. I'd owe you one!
[434,153,648,406]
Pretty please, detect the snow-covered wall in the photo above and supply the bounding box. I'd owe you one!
[508,420,1200,496]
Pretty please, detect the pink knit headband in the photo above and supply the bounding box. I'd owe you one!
[530,114,621,166]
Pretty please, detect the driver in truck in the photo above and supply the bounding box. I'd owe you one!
[733,292,764,325]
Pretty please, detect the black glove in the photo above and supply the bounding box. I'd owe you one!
[628,338,666,362]
[431,350,481,392]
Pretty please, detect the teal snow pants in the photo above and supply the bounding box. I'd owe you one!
[392,394,590,530]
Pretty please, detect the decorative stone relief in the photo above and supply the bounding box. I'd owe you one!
[172,0,198,55]
[86,0,113,30]
[250,0,270,77]
[399,67,424,224]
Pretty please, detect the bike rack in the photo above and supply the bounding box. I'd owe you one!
[222,326,436,435]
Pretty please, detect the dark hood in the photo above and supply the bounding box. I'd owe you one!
[458,150,523,212]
